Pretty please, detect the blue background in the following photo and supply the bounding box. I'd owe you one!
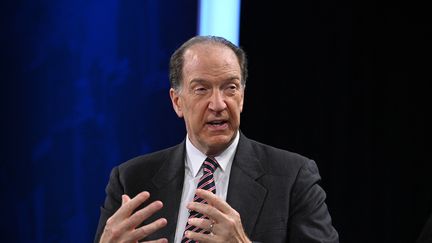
[2,1,195,242]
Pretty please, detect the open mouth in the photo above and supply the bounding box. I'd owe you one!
[206,120,228,128]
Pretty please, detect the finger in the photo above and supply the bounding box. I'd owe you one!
[184,230,213,243]
[187,201,224,223]
[188,217,213,231]
[145,239,168,243]
[112,191,150,221]
[147,240,168,243]
[196,189,232,214]
[122,194,131,205]
[124,200,164,229]
[129,217,168,241]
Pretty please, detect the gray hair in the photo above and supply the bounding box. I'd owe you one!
[169,35,248,91]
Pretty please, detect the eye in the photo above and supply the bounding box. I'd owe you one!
[224,84,238,95]
[194,87,208,95]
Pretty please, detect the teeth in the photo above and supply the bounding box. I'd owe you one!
[210,121,223,125]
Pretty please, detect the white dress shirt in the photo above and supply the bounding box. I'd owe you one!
[173,131,239,243]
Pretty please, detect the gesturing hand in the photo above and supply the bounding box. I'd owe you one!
[100,191,168,243]
[184,189,251,243]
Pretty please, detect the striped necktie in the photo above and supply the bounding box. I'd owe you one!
[181,157,219,243]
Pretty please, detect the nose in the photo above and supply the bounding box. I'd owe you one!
[208,89,227,112]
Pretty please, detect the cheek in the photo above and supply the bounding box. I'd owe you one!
[235,96,244,111]
[186,102,206,121]
[228,102,243,120]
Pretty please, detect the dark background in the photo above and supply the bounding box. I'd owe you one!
[240,1,431,243]
[1,0,431,242]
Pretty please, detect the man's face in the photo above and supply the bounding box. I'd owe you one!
[170,43,244,156]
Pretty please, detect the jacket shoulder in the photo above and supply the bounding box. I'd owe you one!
[117,143,183,178]
[245,137,316,175]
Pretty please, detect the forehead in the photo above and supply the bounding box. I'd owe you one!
[182,43,241,80]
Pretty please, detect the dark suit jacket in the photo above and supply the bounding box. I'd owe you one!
[94,133,339,243]
[417,211,432,243]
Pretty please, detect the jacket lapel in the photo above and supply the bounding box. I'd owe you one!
[227,133,267,236]
[149,141,186,242]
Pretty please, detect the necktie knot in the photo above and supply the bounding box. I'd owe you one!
[203,157,219,173]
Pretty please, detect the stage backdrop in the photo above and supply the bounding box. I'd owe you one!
[239,1,431,243]
[1,1,196,242]
[2,1,431,243]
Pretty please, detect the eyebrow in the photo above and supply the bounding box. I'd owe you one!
[189,76,241,86]
[189,79,207,86]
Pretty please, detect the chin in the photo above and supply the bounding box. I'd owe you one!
[206,134,235,149]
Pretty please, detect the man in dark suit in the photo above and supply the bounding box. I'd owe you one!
[94,35,339,243]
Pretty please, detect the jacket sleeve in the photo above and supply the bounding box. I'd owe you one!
[288,159,339,243]
[94,166,123,243]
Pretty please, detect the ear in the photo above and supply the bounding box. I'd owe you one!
[170,88,184,118]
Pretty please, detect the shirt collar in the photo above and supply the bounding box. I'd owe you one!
[185,131,240,177]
